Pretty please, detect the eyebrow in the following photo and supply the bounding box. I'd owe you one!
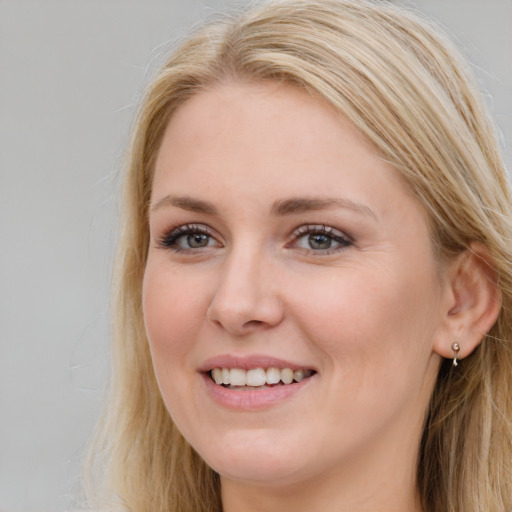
[271,197,377,220]
[151,194,376,220]
[151,195,218,214]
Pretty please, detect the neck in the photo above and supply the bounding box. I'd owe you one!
[221,461,422,512]
[220,423,424,512]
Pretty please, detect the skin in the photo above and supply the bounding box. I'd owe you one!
[143,81,459,512]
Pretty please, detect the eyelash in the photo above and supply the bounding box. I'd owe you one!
[288,224,353,253]
[156,223,353,254]
[156,224,215,252]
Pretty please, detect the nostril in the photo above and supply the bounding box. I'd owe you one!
[243,320,264,328]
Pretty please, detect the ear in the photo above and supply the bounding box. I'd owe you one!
[433,242,501,361]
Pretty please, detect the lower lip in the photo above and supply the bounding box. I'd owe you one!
[201,373,314,411]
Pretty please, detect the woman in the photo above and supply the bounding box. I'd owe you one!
[85,1,512,511]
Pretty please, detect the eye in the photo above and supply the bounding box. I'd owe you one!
[157,224,220,252]
[291,224,352,253]
[185,233,210,248]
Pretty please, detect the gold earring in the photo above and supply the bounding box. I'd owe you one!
[451,341,461,367]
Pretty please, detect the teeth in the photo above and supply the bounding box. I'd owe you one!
[266,367,281,384]
[230,368,246,386]
[281,368,294,384]
[246,368,266,386]
[212,368,223,385]
[293,369,305,382]
[210,367,313,387]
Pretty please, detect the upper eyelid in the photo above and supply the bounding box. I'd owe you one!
[155,223,218,247]
[292,224,353,240]
[162,223,214,237]
[174,223,211,233]
[288,224,354,252]
[156,222,353,248]
[160,223,349,236]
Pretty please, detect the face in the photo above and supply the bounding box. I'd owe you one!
[143,82,449,489]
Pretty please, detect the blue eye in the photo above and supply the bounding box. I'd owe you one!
[293,225,352,252]
[307,233,333,250]
[158,224,218,251]
[185,233,210,248]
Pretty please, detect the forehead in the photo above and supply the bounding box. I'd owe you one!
[157,82,349,167]
[152,81,420,222]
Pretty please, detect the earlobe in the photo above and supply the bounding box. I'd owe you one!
[434,242,501,362]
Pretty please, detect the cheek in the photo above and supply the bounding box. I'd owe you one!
[142,262,205,368]
[292,268,441,434]
[289,262,441,371]
[142,262,214,428]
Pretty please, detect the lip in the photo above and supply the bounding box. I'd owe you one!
[201,372,315,411]
[198,354,317,411]
[198,354,316,372]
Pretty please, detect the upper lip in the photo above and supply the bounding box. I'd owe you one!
[198,354,316,373]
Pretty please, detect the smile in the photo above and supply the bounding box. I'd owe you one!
[210,367,315,388]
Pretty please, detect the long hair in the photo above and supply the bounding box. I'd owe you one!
[84,1,512,511]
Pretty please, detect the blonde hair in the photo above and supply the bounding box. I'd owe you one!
[85,1,512,511]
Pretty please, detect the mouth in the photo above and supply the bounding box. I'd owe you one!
[209,367,316,390]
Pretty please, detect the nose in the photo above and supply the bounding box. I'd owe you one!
[206,246,284,335]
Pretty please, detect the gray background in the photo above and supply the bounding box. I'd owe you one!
[1,1,510,511]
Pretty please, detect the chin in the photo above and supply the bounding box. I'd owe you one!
[195,429,304,483]
[212,457,309,487]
